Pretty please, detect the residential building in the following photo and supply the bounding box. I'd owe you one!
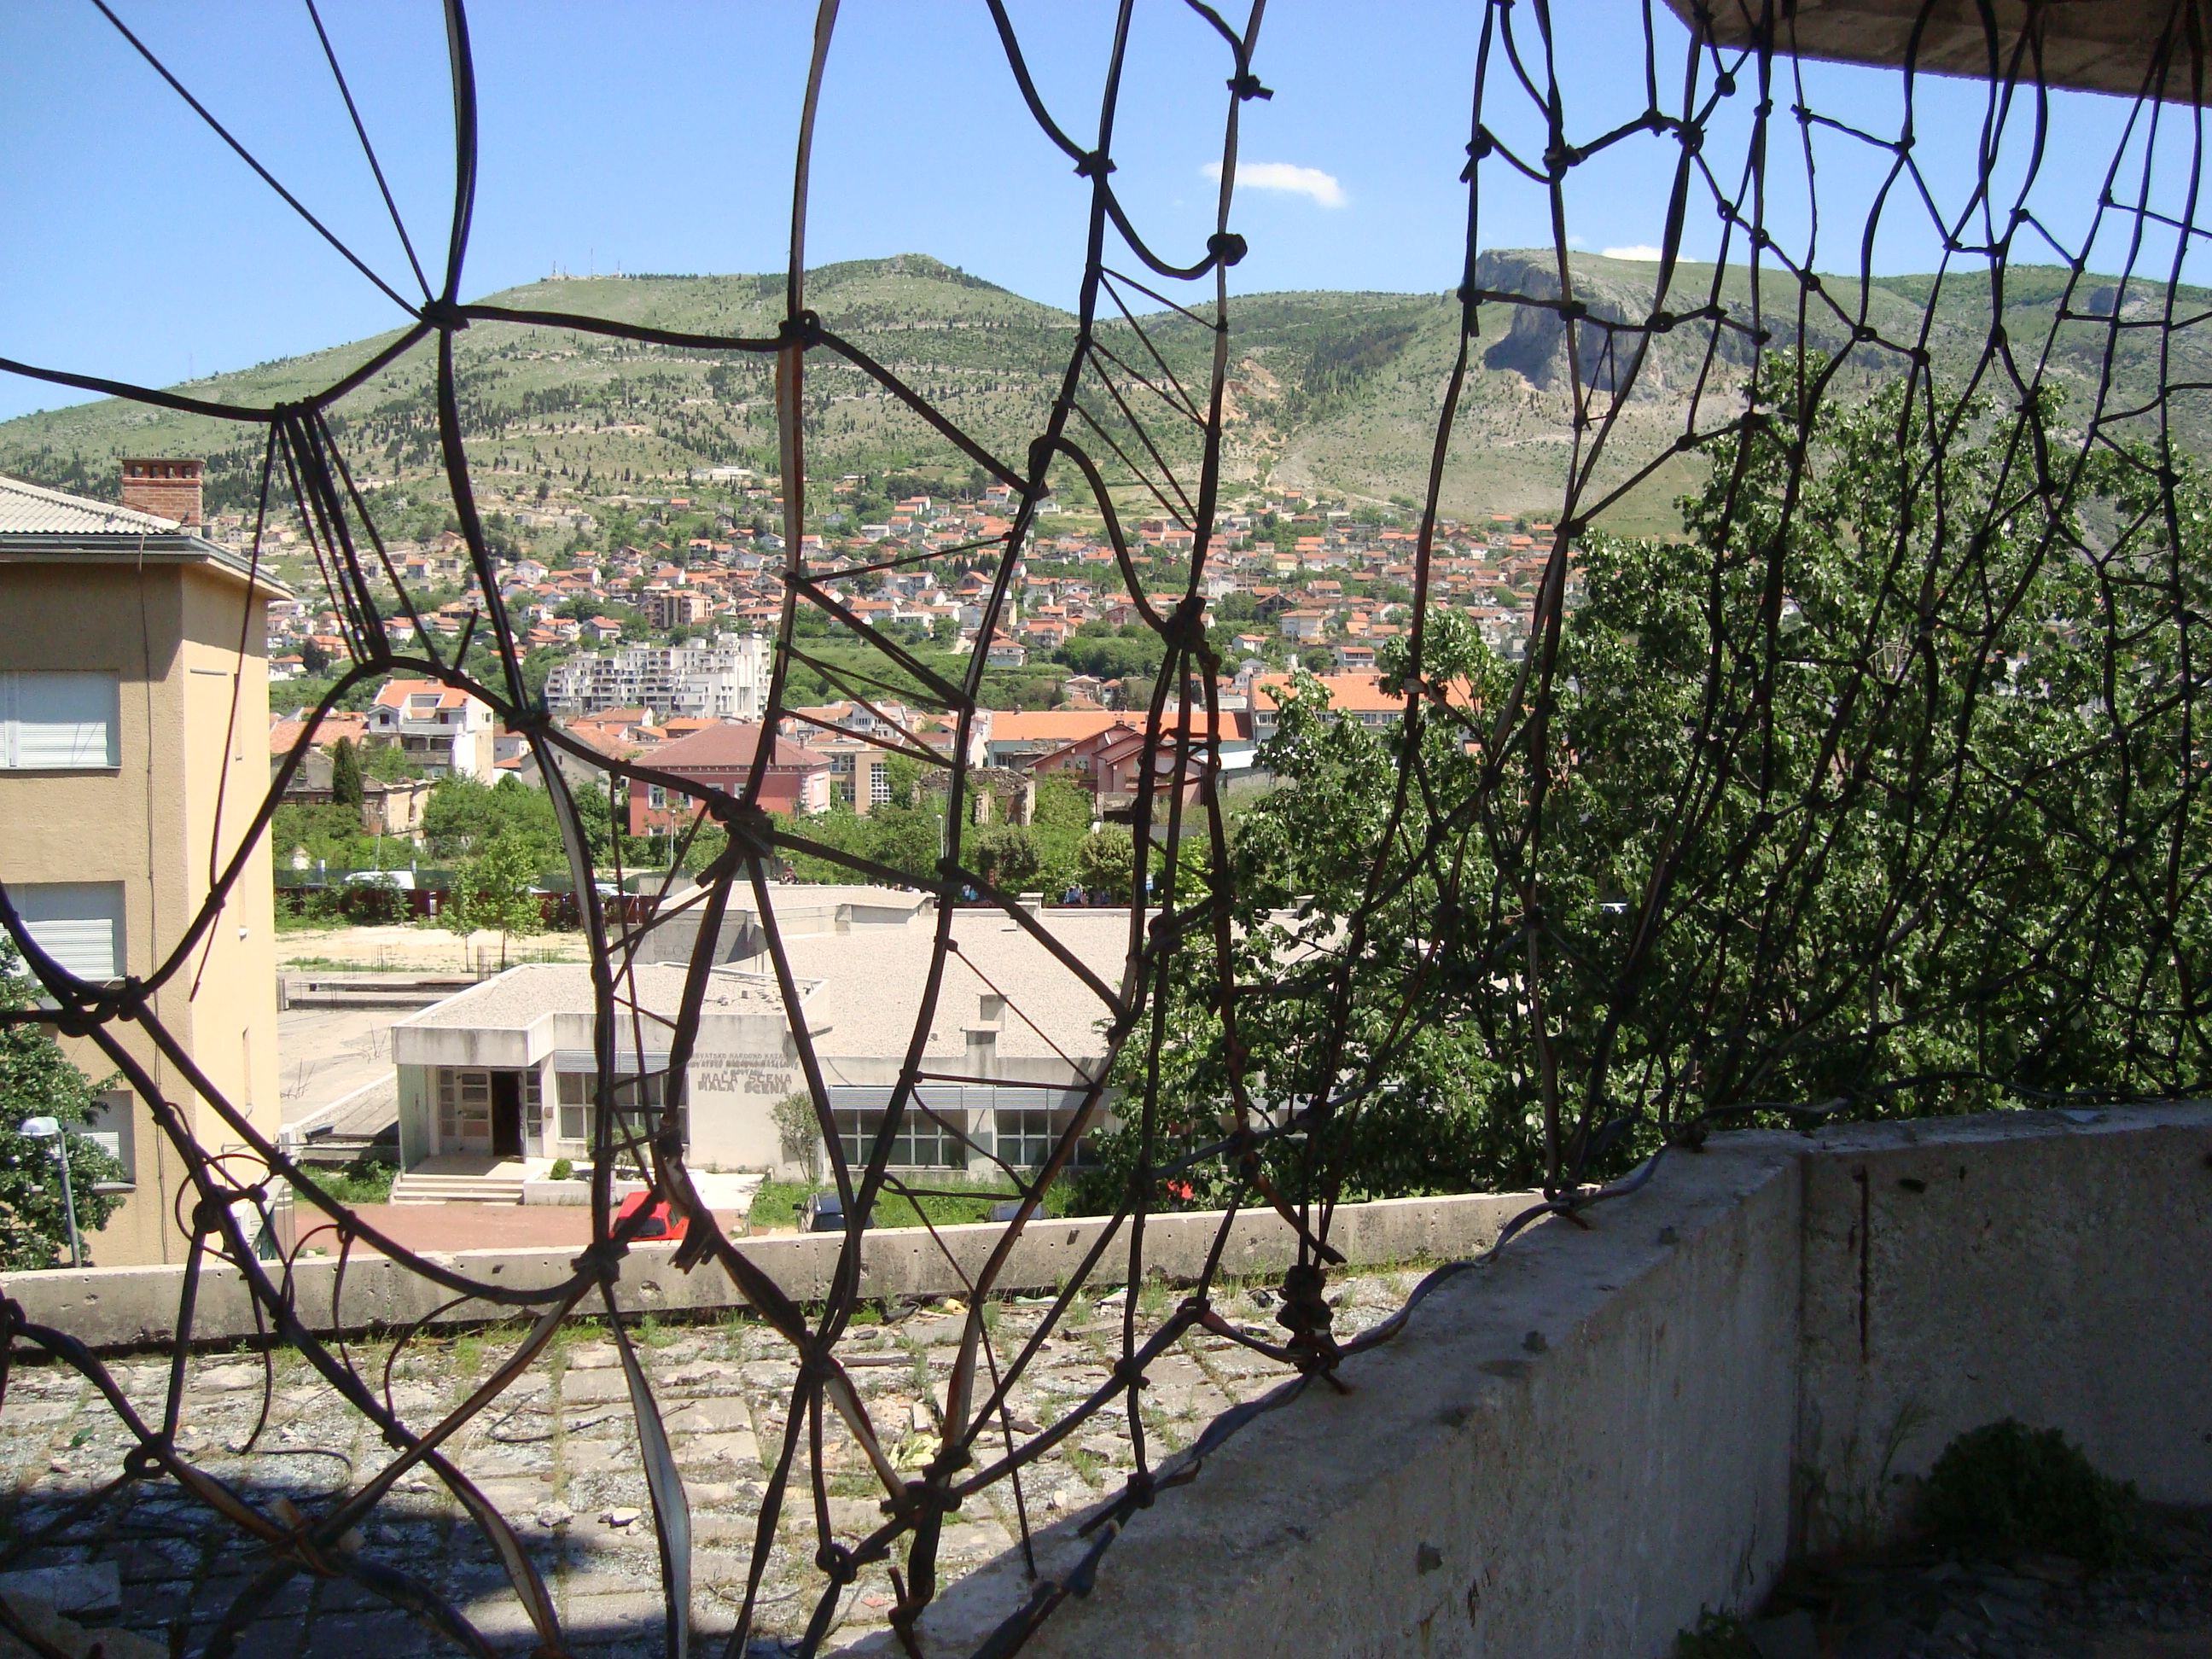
[982,709,1137,770]
[275,748,434,839]
[0,469,284,1266]
[629,720,831,833]
[1247,672,1476,741]
[365,680,497,780]
[645,590,713,630]
[544,632,768,723]
[814,735,896,813]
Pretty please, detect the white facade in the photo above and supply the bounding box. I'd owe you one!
[390,961,1103,1177]
[364,682,496,780]
[544,631,768,721]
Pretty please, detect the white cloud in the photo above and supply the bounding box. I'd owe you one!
[1201,160,1347,208]
[1602,244,1665,261]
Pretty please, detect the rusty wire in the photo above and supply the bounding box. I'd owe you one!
[3,2,2212,1655]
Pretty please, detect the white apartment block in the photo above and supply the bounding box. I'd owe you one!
[544,632,769,722]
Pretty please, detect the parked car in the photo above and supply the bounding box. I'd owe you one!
[615,1190,687,1241]
[801,1190,873,1233]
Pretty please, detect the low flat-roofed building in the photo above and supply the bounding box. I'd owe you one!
[388,898,1124,1182]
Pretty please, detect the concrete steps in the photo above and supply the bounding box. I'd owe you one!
[388,1170,527,1206]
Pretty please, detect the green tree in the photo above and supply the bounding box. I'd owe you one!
[0,941,126,1268]
[360,742,422,783]
[1075,827,1135,900]
[437,831,545,964]
[329,738,364,810]
[1028,775,1097,894]
[868,802,946,887]
[974,822,1041,891]
[1086,364,2212,1214]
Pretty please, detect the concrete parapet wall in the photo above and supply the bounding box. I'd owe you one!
[862,1103,2212,1657]
[0,1190,1527,1352]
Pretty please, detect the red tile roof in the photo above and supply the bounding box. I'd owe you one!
[648,721,826,772]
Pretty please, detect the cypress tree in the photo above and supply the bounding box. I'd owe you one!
[330,737,364,810]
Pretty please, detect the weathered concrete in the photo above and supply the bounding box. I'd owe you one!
[878,1136,1806,1658]
[0,1190,1528,1350]
[1795,1104,2212,1541]
[850,1103,2212,1657]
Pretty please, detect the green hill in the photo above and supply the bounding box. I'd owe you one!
[3,251,2204,538]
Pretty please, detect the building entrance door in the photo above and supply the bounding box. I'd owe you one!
[437,1069,492,1153]
[492,1072,524,1157]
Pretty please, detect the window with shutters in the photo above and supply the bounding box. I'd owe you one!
[1,672,119,769]
[10,883,125,981]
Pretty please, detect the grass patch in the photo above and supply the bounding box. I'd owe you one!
[752,1174,1081,1233]
[748,1179,809,1231]
[298,1156,398,1207]
[1067,1445,1103,1487]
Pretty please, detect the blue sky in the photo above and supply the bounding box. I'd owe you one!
[3,1,2203,422]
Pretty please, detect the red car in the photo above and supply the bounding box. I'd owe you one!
[615,1190,687,1241]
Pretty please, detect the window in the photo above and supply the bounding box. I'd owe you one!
[869,763,893,805]
[11,883,125,981]
[84,1090,136,1184]
[834,1104,967,1171]
[556,1068,678,1150]
[557,1070,592,1144]
[994,1109,1059,1171]
[2,672,119,769]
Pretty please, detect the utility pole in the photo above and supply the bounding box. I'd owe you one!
[19,1117,83,1269]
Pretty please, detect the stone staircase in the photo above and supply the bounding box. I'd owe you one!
[388,1160,531,1205]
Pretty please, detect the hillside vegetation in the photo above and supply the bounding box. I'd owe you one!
[3,251,2205,535]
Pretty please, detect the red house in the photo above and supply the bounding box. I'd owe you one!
[629,721,831,834]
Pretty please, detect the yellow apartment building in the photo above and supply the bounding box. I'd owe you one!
[0,470,285,1266]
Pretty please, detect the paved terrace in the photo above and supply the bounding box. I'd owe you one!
[0,1272,1415,1656]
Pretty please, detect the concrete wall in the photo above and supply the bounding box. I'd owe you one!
[888,1104,2212,1656]
[1795,1108,2212,1539]
[0,1188,1527,1350]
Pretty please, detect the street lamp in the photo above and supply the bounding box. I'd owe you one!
[18,1117,82,1270]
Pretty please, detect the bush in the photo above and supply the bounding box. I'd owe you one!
[301,1155,398,1208]
[549,1157,573,1182]
[1919,1419,2144,1566]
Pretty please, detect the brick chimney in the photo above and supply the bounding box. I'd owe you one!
[120,457,204,528]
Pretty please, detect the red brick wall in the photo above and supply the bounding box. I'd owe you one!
[120,458,203,527]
